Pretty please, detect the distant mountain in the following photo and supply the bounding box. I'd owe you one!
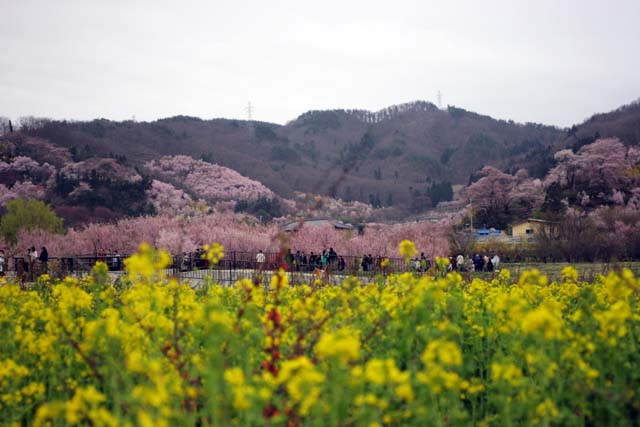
[18,99,640,210]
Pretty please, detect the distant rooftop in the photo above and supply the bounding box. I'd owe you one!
[281,217,354,232]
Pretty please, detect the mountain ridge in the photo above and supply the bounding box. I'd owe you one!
[13,98,640,211]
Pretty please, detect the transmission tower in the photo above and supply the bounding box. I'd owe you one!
[246,101,255,142]
[437,91,443,109]
[246,101,254,121]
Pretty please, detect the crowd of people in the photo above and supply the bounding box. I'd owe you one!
[261,249,427,274]
[408,253,432,272]
[3,247,127,281]
[2,247,503,281]
[447,253,501,272]
[9,246,50,281]
[258,248,348,272]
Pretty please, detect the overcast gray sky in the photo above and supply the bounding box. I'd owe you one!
[1,0,639,127]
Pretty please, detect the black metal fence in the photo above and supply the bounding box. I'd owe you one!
[6,252,639,286]
[8,251,424,284]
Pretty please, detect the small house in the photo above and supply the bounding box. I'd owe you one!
[512,219,551,239]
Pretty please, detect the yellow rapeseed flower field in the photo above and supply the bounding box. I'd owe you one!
[0,245,639,426]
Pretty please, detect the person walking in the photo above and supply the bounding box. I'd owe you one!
[39,247,49,271]
[473,254,481,272]
[328,248,337,264]
[295,250,302,271]
[285,249,294,270]
[309,252,317,272]
[420,253,427,272]
[29,246,38,262]
[27,247,38,280]
[181,252,189,272]
[114,250,122,271]
[412,257,420,272]
[256,250,266,269]
[0,249,6,277]
[491,254,500,271]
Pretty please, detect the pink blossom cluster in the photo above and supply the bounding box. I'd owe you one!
[61,158,142,182]
[0,181,46,207]
[282,219,450,258]
[546,138,640,192]
[145,155,274,202]
[6,213,279,256]
[292,192,375,220]
[5,213,452,259]
[0,155,56,179]
[464,166,544,215]
[147,179,200,216]
[544,138,640,208]
[463,138,640,217]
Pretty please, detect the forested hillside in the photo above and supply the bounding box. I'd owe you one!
[16,101,566,209]
[6,98,640,216]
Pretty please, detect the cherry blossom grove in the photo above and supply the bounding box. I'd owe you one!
[545,138,640,202]
[4,212,452,259]
[145,155,274,202]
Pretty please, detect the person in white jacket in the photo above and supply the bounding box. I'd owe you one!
[29,247,38,262]
[491,254,500,271]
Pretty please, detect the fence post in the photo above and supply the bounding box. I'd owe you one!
[230,251,235,286]
[172,255,178,278]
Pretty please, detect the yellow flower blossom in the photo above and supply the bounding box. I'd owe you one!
[224,367,253,410]
[124,243,171,280]
[491,362,523,387]
[399,240,417,263]
[521,300,563,340]
[202,243,225,265]
[270,268,289,289]
[536,398,559,419]
[561,266,579,283]
[316,330,361,363]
